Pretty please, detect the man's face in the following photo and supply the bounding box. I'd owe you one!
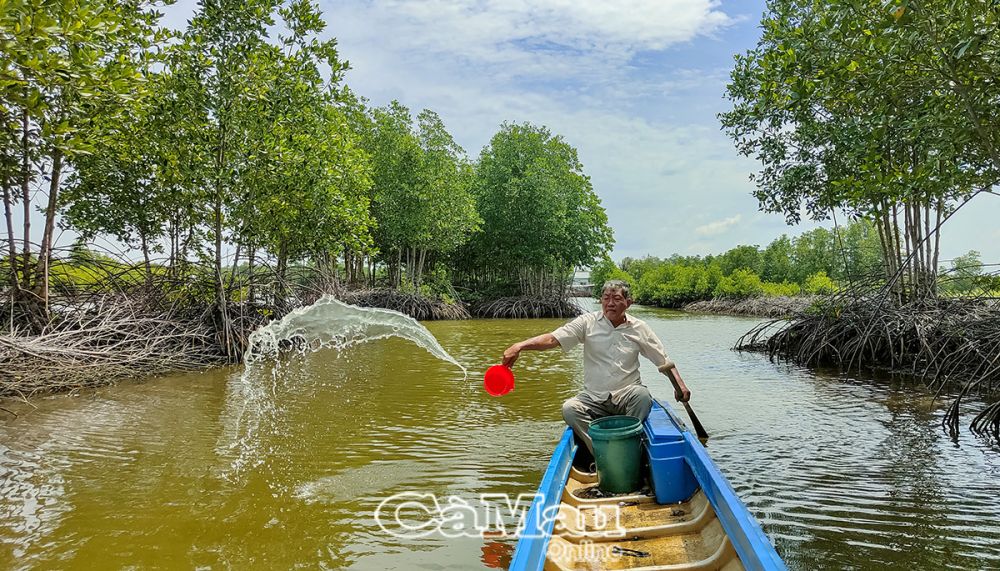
[600,288,632,323]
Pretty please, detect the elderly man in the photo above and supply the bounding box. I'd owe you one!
[502,280,691,458]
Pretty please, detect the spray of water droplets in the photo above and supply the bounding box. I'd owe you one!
[218,295,467,480]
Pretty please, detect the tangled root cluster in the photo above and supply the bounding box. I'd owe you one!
[738,294,1000,441]
[471,296,582,319]
[341,289,471,320]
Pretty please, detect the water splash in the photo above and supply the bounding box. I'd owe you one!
[243,296,466,372]
[219,295,467,480]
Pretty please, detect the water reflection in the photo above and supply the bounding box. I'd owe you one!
[0,303,998,569]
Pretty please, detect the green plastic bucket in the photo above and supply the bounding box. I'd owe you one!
[588,415,644,494]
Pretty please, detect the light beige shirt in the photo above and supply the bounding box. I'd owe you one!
[551,311,672,401]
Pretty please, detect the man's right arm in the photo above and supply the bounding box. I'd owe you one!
[502,333,560,367]
[502,313,589,368]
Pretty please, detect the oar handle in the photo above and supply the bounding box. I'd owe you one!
[660,366,709,440]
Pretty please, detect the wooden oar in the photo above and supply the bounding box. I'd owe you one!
[662,367,709,440]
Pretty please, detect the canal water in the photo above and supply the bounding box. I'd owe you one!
[1,300,999,569]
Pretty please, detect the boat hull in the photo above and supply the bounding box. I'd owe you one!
[509,402,785,571]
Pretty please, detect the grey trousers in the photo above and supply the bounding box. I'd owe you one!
[561,383,653,456]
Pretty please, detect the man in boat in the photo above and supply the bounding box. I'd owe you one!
[501,279,690,462]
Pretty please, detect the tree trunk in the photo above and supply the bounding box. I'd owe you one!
[912,200,924,297]
[248,246,256,304]
[32,147,62,307]
[2,170,18,290]
[225,240,242,297]
[931,200,944,297]
[213,192,230,354]
[276,240,288,286]
[168,218,177,278]
[911,200,924,298]
[891,202,906,300]
[416,248,426,287]
[343,245,351,284]
[275,240,289,309]
[408,247,415,288]
[181,223,195,273]
[874,209,891,283]
[213,119,231,356]
[923,198,932,293]
[20,107,31,289]
[902,200,913,298]
[140,232,152,283]
[396,249,402,288]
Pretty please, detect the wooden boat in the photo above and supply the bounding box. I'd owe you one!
[509,402,785,570]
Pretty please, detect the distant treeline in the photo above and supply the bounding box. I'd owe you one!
[592,220,996,309]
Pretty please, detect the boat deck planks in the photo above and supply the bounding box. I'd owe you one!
[509,402,785,571]
[543,468,743,571]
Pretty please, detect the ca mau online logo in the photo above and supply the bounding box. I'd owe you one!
[374,492,625,540]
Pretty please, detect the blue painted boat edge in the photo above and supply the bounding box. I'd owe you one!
[508,428,576,571]
[657,402,786,571]
[683,432,786,570]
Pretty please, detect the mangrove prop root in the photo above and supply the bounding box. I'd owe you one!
[341,289,471,320]
[0,295,231,398]
[683,296,815,318]
[736,290,1000,441]
[470,296,583,319]
[0,242,585,398]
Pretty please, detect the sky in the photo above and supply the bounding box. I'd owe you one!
[158,0,999,264]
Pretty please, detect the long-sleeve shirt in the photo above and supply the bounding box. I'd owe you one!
[551,311,673,400]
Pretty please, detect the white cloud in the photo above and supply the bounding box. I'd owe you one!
[314,0,765,258]
[694,215,742,236]
[327,0,733,81]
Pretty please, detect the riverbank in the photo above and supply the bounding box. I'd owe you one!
[0,294,253,399]
[738,294,1000,439]
[682,295,815,318]
[0,286,582,400]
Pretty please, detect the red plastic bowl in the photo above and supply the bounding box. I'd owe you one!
[484,365,515,397]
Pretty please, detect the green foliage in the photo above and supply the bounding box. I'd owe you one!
[761,281,801,297]
[941,250,984,295]
[52,0,377,304]
[759,235,793,283]
[359,103,479,286]
[720,0,1000,300]
[419,264,459,302]
[0,0,164,158]
[597,220,884,307]
[630,261,721,307]
[803,271,837,295]
[715,269,764,299]
[1,0,166,293]
[2,0,615,318]
[717,245,761,275]
[61,71,181,272]
[415,110,481,255]
[589,256,634,297]
[456,122,613,296]
[790,228,836,283]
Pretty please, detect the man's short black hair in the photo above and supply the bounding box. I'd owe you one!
[601,280,631,300]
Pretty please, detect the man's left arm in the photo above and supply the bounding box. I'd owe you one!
[636,324,691,403]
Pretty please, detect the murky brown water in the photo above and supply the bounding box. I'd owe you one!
[2,300,999,570]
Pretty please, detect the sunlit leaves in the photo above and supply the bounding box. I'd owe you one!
[458,122,613,294]
[720,0,1000,298]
